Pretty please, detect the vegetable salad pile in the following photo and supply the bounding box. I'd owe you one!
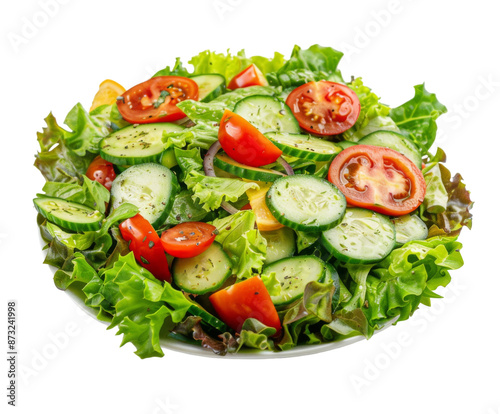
[34,45,473,358]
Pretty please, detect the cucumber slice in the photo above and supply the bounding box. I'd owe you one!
[213,153,285,182]
[266,175,347,232]
[321,208,396,264]
[110,163,179,228]
[190,74,226,102]
[262,255,326,306]
[172,242,232,295]
[337,140,357,150]
[100,123,184,165]
[391,214,429,246]
[183,295,228,332]
[233,95,300,134]
[261,227,296,265]
[266,132,342,162]
[33,197,103,232]
[358,130,422,169]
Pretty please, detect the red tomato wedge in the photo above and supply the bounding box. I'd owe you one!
[218,109,282,167]
[116,76,198,124]
[160,222,217,259]
[228,64,268,89]
[85,155,116,190]
[286,81,360,135]
[328,145,426,216]
[209,276,282,336]
[119,214,171,282]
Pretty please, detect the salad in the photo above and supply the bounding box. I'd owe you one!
[34,45,473,358]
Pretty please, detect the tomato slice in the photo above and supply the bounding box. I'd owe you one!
[209,276,282,336]
[90,79,126,112]
[160,222,217,259]
[85,155,116,190]
[286,81,360,135]
[119,214,171,282]
[328,145,426,216]
[116,76,199,124]
[228,64,268,89]
[218,109,282,167]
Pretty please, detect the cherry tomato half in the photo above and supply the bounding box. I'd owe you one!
[116,76,199,124]
[286,81,360,135]
[209,276,282,336]
[85,155,116,190]
[160,222,217,259]
[119,214,171,282]
[228,64,268,90]
[328,145,426,216]
[218,109,282,167]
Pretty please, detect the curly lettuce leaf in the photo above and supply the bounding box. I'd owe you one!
[267,44,344,88]
[211,210,267,279]
[185,170,258,212]
[152,57,190,78]
[390,84,447,154]
[35,103,113,182]
[342,78,391,141]
[189,49,285,84]
[40,175,110,214]
[363,236,464,327]
[82,253,193,358]
[419,150,473,237]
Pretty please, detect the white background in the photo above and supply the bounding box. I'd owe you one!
[1,0,499,413]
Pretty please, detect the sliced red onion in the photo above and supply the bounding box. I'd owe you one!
[277,156,294,175]
[204,140,221,177]
[220,201,239,215]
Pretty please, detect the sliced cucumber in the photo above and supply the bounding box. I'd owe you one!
[261,227,296,265]
[233,95,300,134]
[172,242,232,295]
[190,74,226,102]
[266,175,346,232]
[263,255,326,306]
[321,208,396,264]
[392,214,429,246]
[186,298,228,332]
[100,123,184,165]
[337,140,357,150]
[358,130,422,169]
[110,163,179,228]
[266,132,342,162]
[213,153,285,182]
[34,197,103,232]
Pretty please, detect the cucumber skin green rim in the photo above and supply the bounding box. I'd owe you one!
[190,73,227,102]
[213,155,285,182]
[263,255,326,306]
[321,208,396,264]
[34,197,103,232]
[99,123,184,166]
[233,94,301,134]
[266,133,340,162]
[100,147,164,166]
[265,175,347,232]
[172,243,232,295]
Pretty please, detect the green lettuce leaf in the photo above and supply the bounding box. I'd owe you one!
[390,84,447,154]
[189,49,285,84]
[152,57,190,78]
[41,175,110,214]
[211,210,267,279]
[267,44,344,88]
[363,236,463,327]
[342,78,391,141]
[185,170,258,212]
